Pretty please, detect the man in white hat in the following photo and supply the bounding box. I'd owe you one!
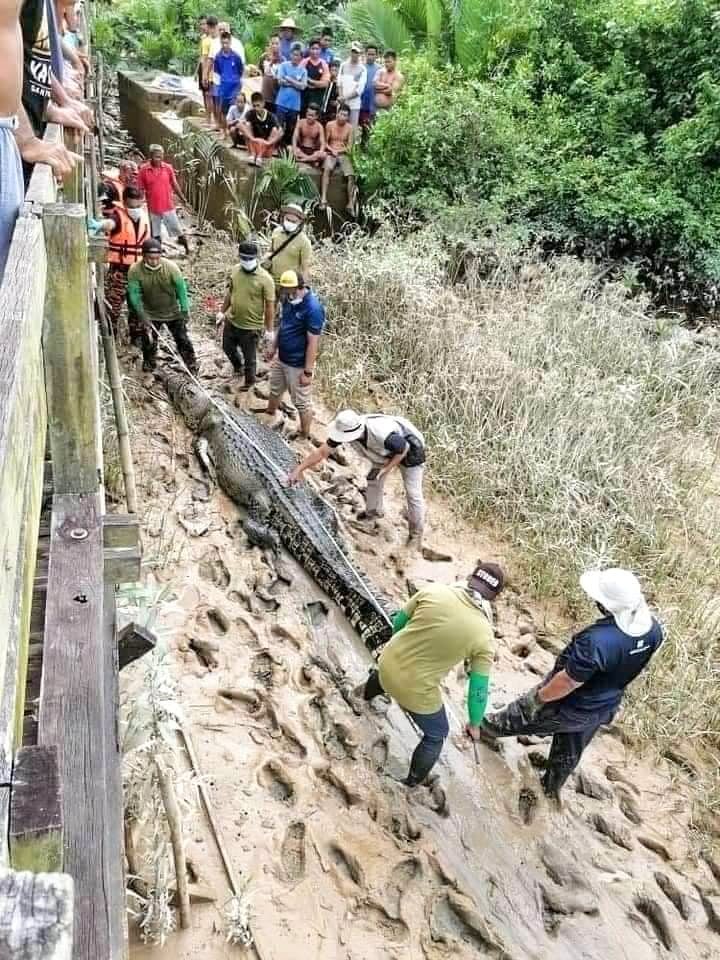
[338,41,367,129]
[278,17,300,62]
[476,568,663,800]
[287,408,427,544]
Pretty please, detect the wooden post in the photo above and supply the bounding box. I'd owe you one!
[9,746,63,873]
[0,867,73,959]
[38,495,124,958]
[62,128,84,204]
[42,204,100,496]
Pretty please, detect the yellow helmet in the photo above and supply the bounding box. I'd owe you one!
[279,269,299,288]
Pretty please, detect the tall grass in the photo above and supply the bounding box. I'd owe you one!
[312,227,720,811]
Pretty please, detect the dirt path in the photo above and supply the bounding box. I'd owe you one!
[119,239,720,960]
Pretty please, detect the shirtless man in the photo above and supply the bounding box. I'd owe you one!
[375,49,404,111]
[292,103,325,166]
[321,103,355,213]
[1,0,76,281]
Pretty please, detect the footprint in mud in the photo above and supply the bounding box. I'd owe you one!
[251,651,281,688]
[330,843,366,888]
[355,899,409,943]
[314,762,363,807]
[217,686,265,717]
[390,810,423,845]
[206,606,230,635]
[634,893,677,951]
[518,786,539,825]
[280,821,306,882]
[198,547,231,588]
[370,734,390,771]
[258,760,296,804]
[189,636,219,670]
[654,872,691,921]
[276,722,308,759]
[387,857,422,917]
[428,892,506,956]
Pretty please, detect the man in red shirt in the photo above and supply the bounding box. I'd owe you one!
[137,144,190,255]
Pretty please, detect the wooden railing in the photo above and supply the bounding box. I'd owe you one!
[0,120,137,960]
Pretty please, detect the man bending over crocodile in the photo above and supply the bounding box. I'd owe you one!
[355,562,504,787]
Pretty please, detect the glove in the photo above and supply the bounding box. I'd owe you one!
[515,685,544,724]
[215,311,225,325]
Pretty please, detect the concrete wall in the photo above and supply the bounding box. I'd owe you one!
[117,71,350,233]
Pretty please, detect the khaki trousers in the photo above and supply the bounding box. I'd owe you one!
[366,465,425,534]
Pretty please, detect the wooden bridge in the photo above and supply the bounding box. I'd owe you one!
[0,54,139,960]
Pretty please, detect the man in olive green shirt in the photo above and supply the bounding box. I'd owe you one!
[127,239,198,373]
[218,241,276,389]
[266,203,312,289]
[360,561,504,786]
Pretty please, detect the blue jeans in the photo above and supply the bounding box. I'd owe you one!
[363,670,449,784]
[275,106,298,146]
[483,699,615,797]
[0,119,23,285]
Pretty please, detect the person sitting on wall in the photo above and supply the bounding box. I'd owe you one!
[292,103,326,167]
[240,91,283,166]
[226,91,248,148]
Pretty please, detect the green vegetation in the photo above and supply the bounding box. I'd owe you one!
[358,0,720,308]
[313,227,720,811]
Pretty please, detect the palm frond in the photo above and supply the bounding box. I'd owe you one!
[346,0,416,54]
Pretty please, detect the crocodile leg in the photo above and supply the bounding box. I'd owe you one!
[193,436,218,483]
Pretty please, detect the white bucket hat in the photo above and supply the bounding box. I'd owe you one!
[580,568,653,638]
[328,409,364,444]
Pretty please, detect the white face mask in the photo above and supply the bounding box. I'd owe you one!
[144,261,161,271]
[126,207,142,221]
[283,219,300,233]
[290,295,303,305]
[240,259,257,272]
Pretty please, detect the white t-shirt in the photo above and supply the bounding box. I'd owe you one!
[338,60,367,109]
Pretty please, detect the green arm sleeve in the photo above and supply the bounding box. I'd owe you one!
[174,275,190,312]
[392,610,410,634]
[127,278,143,314]
[467,672,490,726]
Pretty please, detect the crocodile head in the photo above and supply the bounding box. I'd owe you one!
[156,369,212,430]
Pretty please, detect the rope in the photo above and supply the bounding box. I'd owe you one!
[147,320,392,627]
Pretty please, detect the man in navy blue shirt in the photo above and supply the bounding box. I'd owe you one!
[264,269,325,437]
[476,568,663,801]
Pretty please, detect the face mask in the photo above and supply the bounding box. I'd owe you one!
[290,295,303,305]
[240,259,257,272]
[127,207,142,221]
[283,219,300,233]
[144,261,161,271]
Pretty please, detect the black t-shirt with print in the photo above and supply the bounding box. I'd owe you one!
[21,0,52,136]
[245,108,278,140]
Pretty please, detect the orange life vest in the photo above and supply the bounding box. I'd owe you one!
[107,204,150,266]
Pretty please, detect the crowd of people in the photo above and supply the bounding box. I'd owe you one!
[197,16,405,212]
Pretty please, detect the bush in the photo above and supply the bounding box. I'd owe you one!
[312,226,720,808]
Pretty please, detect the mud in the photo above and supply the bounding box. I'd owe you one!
[120,236,720,960]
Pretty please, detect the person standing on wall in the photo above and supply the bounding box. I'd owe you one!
[277,16,300,61]
[478,568,663,803]
[375,49,404,112]
[359,43,379,143]
[356,562,504,788]
[263,270,325,439]
[258,34,281,112]
[288,408,427,545]
[338,41,367,130]
[127,238,198,374]
[321,104,355,214]
[217,240,275,391]
[99,184,149,342]
[213,30,243,137]
[266,202,312,289]
[275,44,307,146]
[137,144,191,255]
[201,14,219,126]
[301,38,329,116]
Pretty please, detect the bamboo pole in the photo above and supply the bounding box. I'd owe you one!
[155,759,191,930]
[95,264,139,513]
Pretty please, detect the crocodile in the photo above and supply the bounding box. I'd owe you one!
[158,369,392,650]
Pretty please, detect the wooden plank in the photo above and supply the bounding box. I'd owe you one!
[10,746,63,873]
[0,867,73,959]
[0,216,48,845]
[38,495,123,959]
[103,514,140,550]
[42,204,99,496]
[104,546,142,584]
[61,128,84,205]
[0,789,8,865]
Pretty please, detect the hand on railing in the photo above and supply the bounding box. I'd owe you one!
[46,103,89,135]
[19,138,81,181]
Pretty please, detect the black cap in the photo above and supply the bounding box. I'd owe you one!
[238,240,258,258]
[469,561,505,599]
[142,238,162,255]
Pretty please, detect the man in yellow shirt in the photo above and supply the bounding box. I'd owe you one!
[217,240,275,389]
[359,561,504,786]
[266,202,312,288]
